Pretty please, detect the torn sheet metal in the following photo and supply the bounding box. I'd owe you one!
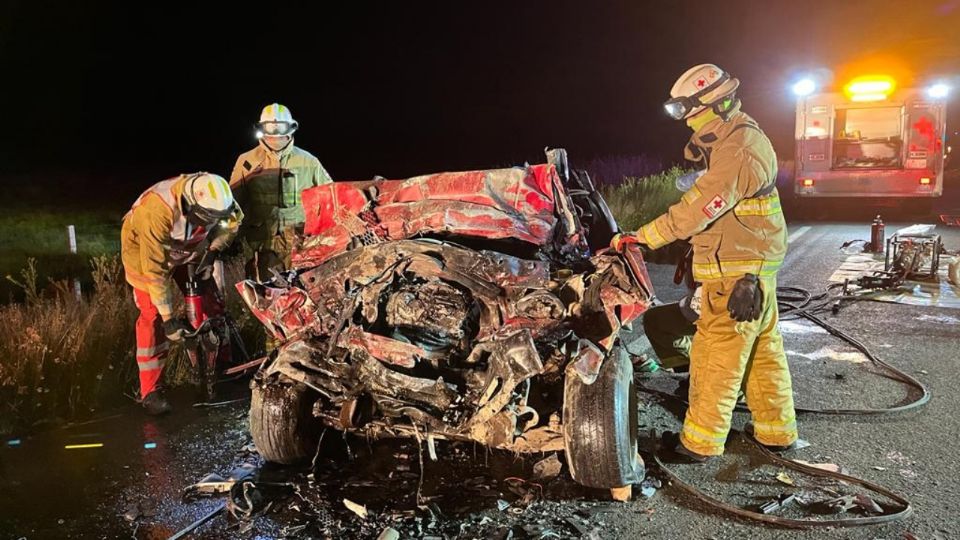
[240,150,656,456]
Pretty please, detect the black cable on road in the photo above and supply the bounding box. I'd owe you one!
[636,283,927,528]
[638,284,931,416]
[775,285,931,415]
[648,432,913,529]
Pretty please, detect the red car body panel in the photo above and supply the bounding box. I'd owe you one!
[295,164,565,268]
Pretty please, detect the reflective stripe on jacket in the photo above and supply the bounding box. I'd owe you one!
[229,141,332,248]
[637,107,786,281]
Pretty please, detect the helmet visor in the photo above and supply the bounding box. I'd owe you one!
[664,71,732,120]
[663,99,692,120]
[256,121,297,136]
[190,201,236,224]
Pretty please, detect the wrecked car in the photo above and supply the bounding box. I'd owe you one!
[238,148,656,490]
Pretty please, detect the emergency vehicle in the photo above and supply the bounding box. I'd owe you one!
[793,75,949,210]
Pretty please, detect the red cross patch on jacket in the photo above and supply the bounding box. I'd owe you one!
[702,195,727,219]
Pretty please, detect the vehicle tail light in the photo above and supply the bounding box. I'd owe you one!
[919,177,931,185]
[801,179,815,187]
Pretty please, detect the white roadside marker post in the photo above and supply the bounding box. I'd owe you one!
[67,225,82,301]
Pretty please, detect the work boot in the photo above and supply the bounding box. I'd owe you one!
[142,390,173,416]
[658,431,712,464]
[743,422,809,454]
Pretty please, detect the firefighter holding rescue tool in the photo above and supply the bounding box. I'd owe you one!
[611,64,799,461]
[230,103,333,278]
[121,173,242,415]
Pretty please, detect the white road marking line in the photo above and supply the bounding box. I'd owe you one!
[787,226,812,244]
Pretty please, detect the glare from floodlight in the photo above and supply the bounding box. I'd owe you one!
[792,78,816,97]
[928,83,950,99]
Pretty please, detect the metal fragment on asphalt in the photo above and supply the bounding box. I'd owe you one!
[343,498,368,519]
[775,471,795,485]
[377,527,401,540]
[532,453,562,481]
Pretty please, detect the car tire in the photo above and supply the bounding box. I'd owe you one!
[563,346,643,489]
[249,378,321,464]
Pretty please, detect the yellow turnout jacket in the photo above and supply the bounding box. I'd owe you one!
[636,106,786,281]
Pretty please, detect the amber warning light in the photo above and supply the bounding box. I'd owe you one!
[844,75,896,102]
[801,179,815,187]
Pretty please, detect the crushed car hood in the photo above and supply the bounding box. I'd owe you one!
[293,164,582,269]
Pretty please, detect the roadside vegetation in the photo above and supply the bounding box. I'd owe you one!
[0,256,136,432]
[0,208,123,301]
[0,255,261,434]
[600,166,687,231]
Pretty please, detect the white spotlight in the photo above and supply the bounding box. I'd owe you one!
[928,83,950,99]
[792,78,816,97]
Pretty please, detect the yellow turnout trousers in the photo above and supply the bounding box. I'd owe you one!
[681,276,798,456]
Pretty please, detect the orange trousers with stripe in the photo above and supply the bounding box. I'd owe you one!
[680,276,798,456]
[132,272,228,399]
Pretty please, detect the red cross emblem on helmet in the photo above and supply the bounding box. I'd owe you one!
[696,78,707,88]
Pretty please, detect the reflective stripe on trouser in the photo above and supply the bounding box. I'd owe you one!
[681,276,798,456]
[642,302,695,370]
[133,288,169,399]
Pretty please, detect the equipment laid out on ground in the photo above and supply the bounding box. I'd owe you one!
[792,74,949,213]
[885,229,942,280]
[869,215,885,253]
[840,223,949,293]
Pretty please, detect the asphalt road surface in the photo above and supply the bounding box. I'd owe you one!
[1,221,959,539]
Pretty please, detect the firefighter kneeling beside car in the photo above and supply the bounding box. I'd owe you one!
[121,173,243,415]
[612,63,800,461]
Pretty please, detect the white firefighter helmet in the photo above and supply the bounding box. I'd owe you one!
[183,173,235,222]
[663,64,740,120]
[256,103,299,136]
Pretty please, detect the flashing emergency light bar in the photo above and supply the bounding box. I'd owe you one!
[844,76,896,102]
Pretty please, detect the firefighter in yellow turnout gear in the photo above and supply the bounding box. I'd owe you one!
[613,64,798,459]
[121,173,242,414]
[230,103,333,276]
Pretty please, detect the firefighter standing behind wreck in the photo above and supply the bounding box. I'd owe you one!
[611,64,799,461]
[121,173,242,415]
[229,103,333,277]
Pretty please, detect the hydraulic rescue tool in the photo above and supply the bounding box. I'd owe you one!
[182,251,249,401]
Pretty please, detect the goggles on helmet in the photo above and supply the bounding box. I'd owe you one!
[188,201,236,225]
[663,72,731,120]
[256,121,297,136]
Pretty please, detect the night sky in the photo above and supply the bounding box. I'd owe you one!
[1,0,958,204]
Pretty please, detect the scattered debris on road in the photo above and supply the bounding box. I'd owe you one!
[758,493,796,515]
[775,471,795,486]
[532,453,563,482]
[343,498,369,519]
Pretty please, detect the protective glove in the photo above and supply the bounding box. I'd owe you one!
[163,318,193,342]
[610,232,640,253]
[727,274,763,322]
